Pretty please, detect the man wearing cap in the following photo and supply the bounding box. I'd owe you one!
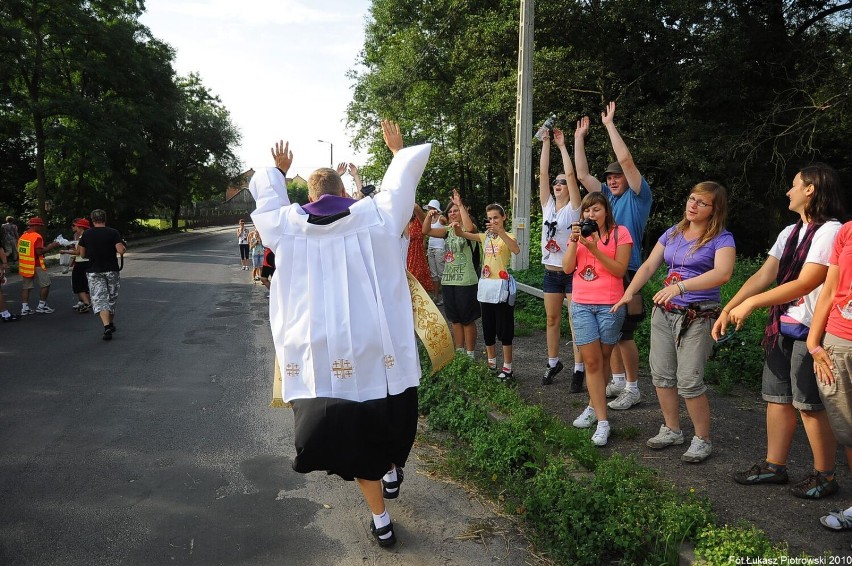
[60,218,93,312]
[575,101,653,411]
[77,210,126,340]
[17,217,61,315]
[424,198,447,305]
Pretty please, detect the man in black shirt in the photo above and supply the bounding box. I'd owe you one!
[78,209,126,340]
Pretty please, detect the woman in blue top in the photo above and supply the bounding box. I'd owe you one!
[615,182,735,463]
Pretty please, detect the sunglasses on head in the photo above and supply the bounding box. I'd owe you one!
[553,179,568,186]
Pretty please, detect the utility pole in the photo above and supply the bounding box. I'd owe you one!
[317,139,334,168]
[511,0,533,270]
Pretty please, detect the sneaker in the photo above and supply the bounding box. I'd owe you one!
[605,379,625,398]
[646,425,685,449]
[435,299,443,306]
[732,463,789,485]
[73,301,84,310]
[20,308,32,317]
[542,360,563,385]
[608,388,641,410]
[790,472,840,499]
[35,305,55,314]
[681,436,712,463]
[591,422,610,446]
[369,519,396,548]
[382,467,404,499]
[103,326,114,341]
[572,406,597,429]
[497,369,515,384]
[1,314,20,322]
[77,303,91,313]
[569,370,585,393]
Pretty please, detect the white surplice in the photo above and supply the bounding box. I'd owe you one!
[249,144,432,403]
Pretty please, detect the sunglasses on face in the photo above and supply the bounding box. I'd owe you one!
[553,179,568,186]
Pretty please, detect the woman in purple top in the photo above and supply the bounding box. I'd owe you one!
[614,182,735,463]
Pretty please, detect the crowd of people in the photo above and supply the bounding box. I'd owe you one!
[240,106,851,547]
[0,211,126,340]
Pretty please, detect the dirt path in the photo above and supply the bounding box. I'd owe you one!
[498,323,851,558]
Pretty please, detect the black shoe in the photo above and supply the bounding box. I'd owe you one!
[382,467,404,499]
[1,314,20,322]
[790,472,840,499]
[732,463,789,485]
[497,369,515,384]
[103,326,114,341]
[542,360,564,385]
[107,323,116,333]
[569,370,585,393]
[369,519,397,548]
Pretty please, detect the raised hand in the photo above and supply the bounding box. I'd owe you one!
[382,120,403,155]
[451,188,462,206]
[553,128,566,148]
[271,140,293,172]
[336,162,347,175]
[348,163,359,177]
[575,116,590,139]
[601,101,616,126]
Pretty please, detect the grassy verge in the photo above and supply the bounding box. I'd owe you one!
[419,354,800,564]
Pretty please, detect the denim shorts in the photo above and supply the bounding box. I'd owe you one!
[542,269,573,294]
[570,302,625,346]
[761,336,823,410]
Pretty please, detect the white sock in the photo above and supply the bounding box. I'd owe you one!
[611,373,626,386]
[574,363,585,372]
[38,301,46,308]
[596,420,610,432]
[502,363,512,372]
[548,357,559,368]
[372,510,392,539]
[625,381,639,393]
[488,357,497,369]
[1,310,10,318]
[466,351,474,359]
[383,467,397,484]
[823,506,852,529]
[456,347,464,353]
[21,305,30,311]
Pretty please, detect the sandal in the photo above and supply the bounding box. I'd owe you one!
[369,519,397,547]
[820,510,852,531]
[382,467,403,499]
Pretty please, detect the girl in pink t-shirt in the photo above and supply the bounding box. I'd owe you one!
[562,192,632,446]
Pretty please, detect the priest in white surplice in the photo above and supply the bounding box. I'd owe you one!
[249,121,431,548]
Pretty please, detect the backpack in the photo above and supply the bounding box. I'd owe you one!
[467,239,482,277]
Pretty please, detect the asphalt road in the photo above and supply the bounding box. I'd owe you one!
[0,228,534,566]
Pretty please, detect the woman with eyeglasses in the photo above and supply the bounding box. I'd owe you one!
[614,183,734,462]
[713,163,845,499]
[563,192,632,446]
[538,128,583,388]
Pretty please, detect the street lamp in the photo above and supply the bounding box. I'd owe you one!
[317,139,334,168]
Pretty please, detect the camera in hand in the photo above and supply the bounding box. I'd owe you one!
[579,219,599,238]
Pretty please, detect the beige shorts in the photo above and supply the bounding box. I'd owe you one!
[21,268,51,290]
[820,332,852,448]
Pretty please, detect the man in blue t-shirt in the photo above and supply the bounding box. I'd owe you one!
[574,101,652,411]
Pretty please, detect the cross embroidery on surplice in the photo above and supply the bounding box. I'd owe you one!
[383,355,395,369]
[285,363,300,377]
[332,359,354,379]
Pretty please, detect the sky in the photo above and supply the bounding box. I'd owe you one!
[139,0,372,180]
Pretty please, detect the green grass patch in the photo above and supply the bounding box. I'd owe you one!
[419,353,798,564]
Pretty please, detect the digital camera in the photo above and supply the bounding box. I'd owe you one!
[579,219,599,238]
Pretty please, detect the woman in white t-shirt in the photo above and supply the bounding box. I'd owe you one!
[539,128,582,388]
[713,163,845,499]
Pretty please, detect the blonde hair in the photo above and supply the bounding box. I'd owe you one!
[672,181,728,251]
[307,168,345,200]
